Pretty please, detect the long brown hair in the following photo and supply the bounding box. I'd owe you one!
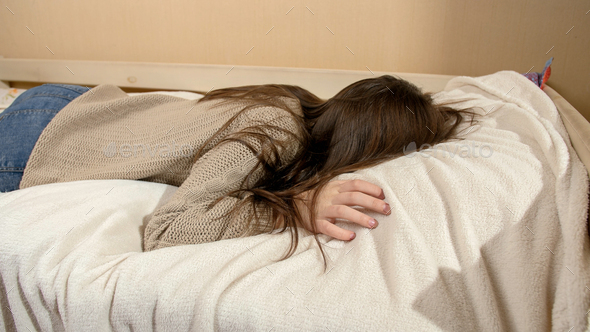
[195,75,474,270]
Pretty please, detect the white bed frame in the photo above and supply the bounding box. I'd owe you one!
[1,57,588,174]
[0,57,454,99]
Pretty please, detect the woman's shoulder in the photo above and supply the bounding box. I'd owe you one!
[274,96,302,114]
[206,96,301,120]
[236,98,302,126]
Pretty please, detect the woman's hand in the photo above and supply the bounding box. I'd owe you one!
[295,179,390,241]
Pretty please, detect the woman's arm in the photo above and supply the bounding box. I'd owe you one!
[143,105,299,251]
[143,145,259,251]
[143,104,391,251]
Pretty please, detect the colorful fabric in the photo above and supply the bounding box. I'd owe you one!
[522,57,553,89]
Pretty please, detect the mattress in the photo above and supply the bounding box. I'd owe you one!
[1,71,589,331]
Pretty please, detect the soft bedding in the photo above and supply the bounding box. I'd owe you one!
[1,71,589,331]
[0,88,27,113]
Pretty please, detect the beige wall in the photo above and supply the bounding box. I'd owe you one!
[1,0,589,119]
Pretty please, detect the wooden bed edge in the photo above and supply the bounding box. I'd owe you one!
[0,58,454,99]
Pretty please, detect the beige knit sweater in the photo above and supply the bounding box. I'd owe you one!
[20,84,303,251]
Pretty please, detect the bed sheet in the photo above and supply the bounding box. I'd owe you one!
[1,71,589,331]
[0,88,27,113]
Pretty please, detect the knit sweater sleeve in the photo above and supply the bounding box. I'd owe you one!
[143,104,301,251]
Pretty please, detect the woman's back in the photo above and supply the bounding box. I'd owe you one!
[20,84,302,189]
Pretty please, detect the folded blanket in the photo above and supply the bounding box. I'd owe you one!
[0,70,588,331]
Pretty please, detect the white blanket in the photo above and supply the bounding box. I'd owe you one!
[1,71,589,331]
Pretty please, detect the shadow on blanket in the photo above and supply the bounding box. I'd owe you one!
[139,185,179,251]
[0,272,16,331]
[412,210,587,331]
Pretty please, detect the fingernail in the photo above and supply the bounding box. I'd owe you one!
[369,219,377,228]
[383,203,390,214]
[379,191,385,199]
[349,233,356,240]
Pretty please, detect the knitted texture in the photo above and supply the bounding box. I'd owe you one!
[20,84,303,251]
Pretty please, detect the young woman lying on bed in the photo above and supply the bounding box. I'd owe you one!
[0,76,471,265]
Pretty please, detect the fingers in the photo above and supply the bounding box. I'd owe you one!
[318,220,356,241]
[332,191,390,215]
[338,179,385,199]
[321,205,378,229]
[312,179,390,242]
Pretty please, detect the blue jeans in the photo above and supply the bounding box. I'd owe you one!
[0,84,88,192]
